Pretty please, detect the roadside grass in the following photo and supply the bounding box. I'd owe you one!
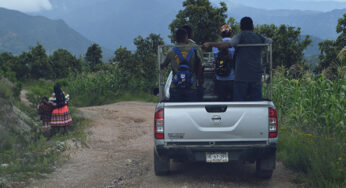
[0,106,90,187]
[273,71,346,187]
[0,78,90,187]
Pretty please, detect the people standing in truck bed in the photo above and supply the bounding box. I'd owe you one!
[161,28,203,102]
[203,17,272,101]
[212,24,235,101]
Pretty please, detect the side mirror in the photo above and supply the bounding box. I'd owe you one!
[153,88,159,96]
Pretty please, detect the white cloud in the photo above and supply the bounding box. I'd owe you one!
[0,0,52,12]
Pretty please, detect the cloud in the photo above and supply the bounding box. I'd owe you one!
[0,0,52,12]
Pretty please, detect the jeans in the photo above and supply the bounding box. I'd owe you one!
[215,80,233,101]
[233,81,262,101]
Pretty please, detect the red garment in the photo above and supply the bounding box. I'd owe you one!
[50,105,72,127]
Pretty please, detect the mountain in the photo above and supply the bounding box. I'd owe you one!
[36,0,184,50]
[303,35,323,56]
[34,0,344,54]
[212,0,346,12]
[0,7,93,56]
[228,4,345,40]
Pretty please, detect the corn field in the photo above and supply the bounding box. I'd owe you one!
[273,70,345,187]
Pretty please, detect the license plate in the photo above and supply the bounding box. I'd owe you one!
[206,152,229,163]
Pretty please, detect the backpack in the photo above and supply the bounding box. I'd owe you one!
[215,48,233,77]
[172,47,195,89]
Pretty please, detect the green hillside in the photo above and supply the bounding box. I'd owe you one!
[0,8,92,55]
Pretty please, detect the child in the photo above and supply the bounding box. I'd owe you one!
[37,97,53,131]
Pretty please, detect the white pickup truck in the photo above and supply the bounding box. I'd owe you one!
[154,44,278,178]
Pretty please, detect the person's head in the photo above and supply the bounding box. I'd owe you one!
[41,96,48,103]
[181,25,193,39]
[54,84,62,95]
[220,24,232,38]
[175,28,188,44]
[240,17,254,31]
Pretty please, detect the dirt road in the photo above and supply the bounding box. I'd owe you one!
[30,102,299,188]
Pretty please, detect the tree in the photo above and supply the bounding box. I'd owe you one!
[0,52,17,81]
[28,43,52,79]
[316,14,345,74]
[133,34,164,90]
[85,43,103,72]
[112,34,164,91]
[169,0,227,44]
[14,52,31,80]
[50,49,81,78]
[227,17,240,35]
[256,24,311,70]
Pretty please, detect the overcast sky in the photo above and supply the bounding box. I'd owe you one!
[0,0,345,12]
[0,0,52,12]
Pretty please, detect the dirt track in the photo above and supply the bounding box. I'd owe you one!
[30,102,299,188]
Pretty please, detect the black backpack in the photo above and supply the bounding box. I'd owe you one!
[215,48,234,77]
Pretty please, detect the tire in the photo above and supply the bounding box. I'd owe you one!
[256,153,276,179]
[154,150,170,176]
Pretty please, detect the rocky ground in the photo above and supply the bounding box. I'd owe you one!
[29,102,300,188]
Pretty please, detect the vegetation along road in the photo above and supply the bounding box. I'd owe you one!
[29,102,299,188]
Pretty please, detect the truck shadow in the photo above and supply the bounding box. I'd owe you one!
[168,161,269,183]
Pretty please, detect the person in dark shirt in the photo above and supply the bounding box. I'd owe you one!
[203,17,272,101]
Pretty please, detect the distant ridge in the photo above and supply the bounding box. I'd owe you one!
[35,0,344,53]
[0,7,93,56]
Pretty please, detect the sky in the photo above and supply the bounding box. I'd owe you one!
[0,0,345,12]
[0,0,52,12]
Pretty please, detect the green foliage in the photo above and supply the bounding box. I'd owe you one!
[29,43,53,79]
[316,14,345,76]
[274,71,346,187]
[169,0,227,44]
[85,43,103,72]
[256,24,311,71]
[50,49,82,78]
[113,34,164,92]
[226,17,240,35]
[0,52,17,82]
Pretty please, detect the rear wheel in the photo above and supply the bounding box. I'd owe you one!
[256,153,276,179]
[154,150,170,176]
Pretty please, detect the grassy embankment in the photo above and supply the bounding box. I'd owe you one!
[273,69,345,187]
[1,71,158,186]
[0,78,89,186]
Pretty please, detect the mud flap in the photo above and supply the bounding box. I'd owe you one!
[258,152,276,170]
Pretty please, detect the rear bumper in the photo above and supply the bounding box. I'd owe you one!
[155,143,277,162]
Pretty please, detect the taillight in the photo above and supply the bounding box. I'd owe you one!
[269,107,278,138]
[154,108,164,139]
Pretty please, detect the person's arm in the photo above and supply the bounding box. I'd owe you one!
[265,37,273,44]
[161,53,171,69]
[203,33,242,49]
[195,47,203,86]
[203,42,230,49]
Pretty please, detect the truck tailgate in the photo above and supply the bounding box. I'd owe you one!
[164,102,273,143]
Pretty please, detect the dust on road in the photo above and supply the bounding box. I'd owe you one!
[30,102,299,188]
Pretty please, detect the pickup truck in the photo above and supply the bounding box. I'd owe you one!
[154,44,278,178]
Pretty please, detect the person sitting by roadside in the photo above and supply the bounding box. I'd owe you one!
[49,84,72,136]
[212,24,235,101]
[161,28,203,102]
[203,17,272,101]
